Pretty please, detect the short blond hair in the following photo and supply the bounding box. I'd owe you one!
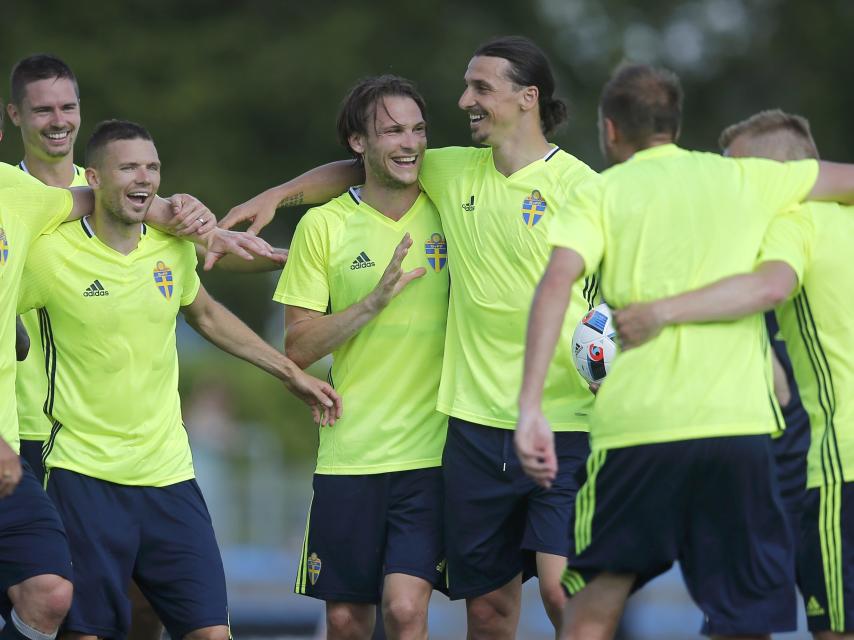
[719,109,818,160]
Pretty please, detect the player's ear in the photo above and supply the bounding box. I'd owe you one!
[520,85,539,113]
[603,117,619,146]
[85,167,99,189]
[348,133,366,156]
[6,102,20,127]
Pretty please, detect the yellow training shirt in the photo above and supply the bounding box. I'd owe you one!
[419,146,599,431]
[0,163,72,453]
[274,188,449,474]
[549,144,818,450]
[18,217,200,485]
[17,163,89,442]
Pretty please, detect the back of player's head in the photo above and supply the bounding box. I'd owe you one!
[600,63,683,147]
[336,75,427,163]
[10,54,79,105]
[718,109,819,161]
[85,119,153,168]
[473,35,567,135]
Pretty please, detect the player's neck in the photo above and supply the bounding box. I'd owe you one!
[21,151,76,188]
[489,124,552,177]
[358,180,420,221]
[89,208,143,256]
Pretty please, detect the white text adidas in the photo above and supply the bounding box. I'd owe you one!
[350,251,376,270]
[82,280,109,297]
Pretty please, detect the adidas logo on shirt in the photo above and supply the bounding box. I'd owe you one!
[350,251,376,270]
[806,596,826,616]
[82,280,109,297]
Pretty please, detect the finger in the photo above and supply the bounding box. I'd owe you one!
[247,218,268,236]
[219,208,242,231]
[240,235,275,256]
[203,251,224,271]
[311,404,321,425]
[197,216,217,236]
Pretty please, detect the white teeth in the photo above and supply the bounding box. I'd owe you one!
[46,131,69,140]
[128,192,149,198]
[469,114,484,122]
[395,156,416,163]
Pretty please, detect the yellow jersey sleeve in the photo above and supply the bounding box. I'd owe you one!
[740,158,819,217]
[756,206,814,288]
[548,175,605,277]
[274,208,331,313]
[17,232,64,313]
[0,178,73,238]
[179,239,201,306]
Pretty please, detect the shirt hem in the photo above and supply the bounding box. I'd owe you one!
[315,458,442,475]
[47,463,195,487]
[438,404,589,433]
[272,293,328,312]
[590,424,776,452]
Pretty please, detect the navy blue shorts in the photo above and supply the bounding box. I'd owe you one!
[0,461,72,619]
[19,439,45,487]
[562,435,796,636]
[46,469,228,640]
[295,467,445,603]
[442,417,589,600]
[798,482,854,633]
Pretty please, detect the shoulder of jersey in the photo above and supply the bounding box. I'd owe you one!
[426,145,491,166]
[302,190,362,223]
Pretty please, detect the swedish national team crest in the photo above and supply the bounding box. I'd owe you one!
[425,232,447,272]
[153,260,174,300]
[521,189,547,228]
[0,228,8,266]
[307,552,322,585]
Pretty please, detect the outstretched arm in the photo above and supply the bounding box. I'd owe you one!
[810,161,854,205]
[516,247,586,488]
[285,234,425,368]
[614,260,797,350]
[181,285,342,425]
[219,160,365,234]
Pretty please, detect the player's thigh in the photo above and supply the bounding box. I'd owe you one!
[564,443,691,598]
[441,418,529,600]
[681,434,796,637]
[523,430,589,558]
[46,469,138,638]
[798,482,854,635]
[0,464,72,619]
[133,480,229,640]
[384,467,445,589]
[296,473,387,604]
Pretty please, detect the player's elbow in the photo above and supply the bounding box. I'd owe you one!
[284,337,314,370]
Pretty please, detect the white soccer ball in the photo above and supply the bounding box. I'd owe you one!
[572,303,618,384]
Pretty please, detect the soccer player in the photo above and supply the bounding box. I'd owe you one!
[276,75,447,640]
[16,119,341,640]
[613,109,854,639]
[221,36,597,638]
[515,64,854,640]
[6,54,91,487]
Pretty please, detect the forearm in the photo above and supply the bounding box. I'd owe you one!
[286,298,381,368]
[519,255,578,410]
[265,160,364,209]
[810,161,854,205]
[68,187,94,221]
[197,245,286,272]
[655,261,796,326]
[188,301,297,382]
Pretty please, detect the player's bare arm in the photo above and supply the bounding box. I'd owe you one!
[810,160,854,204]
[181,285,342,426]
[196,245,288,273]
[15,316,29,362]
[220,160,364,234]
[0,438,22,498]
[285,233,425,368]
[614,260,797,350]
[516,246,586,488]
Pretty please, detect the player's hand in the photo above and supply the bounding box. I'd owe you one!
[515,408,557,488]
[588,382,600,395]
[167,194,218,236]
[284,370,343,427]
[613,302,665,350]
[202,229,277,271]
[0,439,22,499]
[219,190,279,235]
[368,234,426,311]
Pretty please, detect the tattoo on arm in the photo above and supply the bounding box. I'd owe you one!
[278,191,304,209]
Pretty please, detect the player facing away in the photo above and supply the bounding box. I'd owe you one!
[516,64,854,640]
[614,110,854,640]
[15,120,341,640]
[221,36,597,639]
[276,76,448,640]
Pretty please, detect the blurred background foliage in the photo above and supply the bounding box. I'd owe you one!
[4,0,853,462]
